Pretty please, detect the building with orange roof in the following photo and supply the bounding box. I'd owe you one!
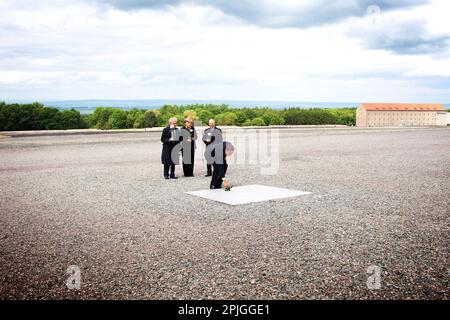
[356,103,448,127]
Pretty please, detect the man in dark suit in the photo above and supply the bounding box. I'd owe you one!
[202,119,222,177]
[207,141,234,189]
[161,117,180,179]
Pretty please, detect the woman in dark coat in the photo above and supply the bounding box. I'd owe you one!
[161,117,180,179]
[180,118,197,177]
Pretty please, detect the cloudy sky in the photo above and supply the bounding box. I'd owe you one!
[1,0,449,102]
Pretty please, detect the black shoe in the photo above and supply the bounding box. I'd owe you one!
[205,173,212,177]
[170,176,178,179]
[164,176,169,180]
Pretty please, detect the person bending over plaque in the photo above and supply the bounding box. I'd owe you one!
[202,119,222,177]
[207,141,234,189]
[161,117,180,179]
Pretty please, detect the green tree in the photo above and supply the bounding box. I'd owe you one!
[285,108,338,125]
[261,110,285,126]
[329,108,356,125]
[174,114,184,127]
[197,109,214,125]
[133,113,145,128]
[235,110,248,126]
[242,108,257,120]
[159,111,184,127]
[0,103,85,131]
[0,102,6,130]
[80,115,90,128]
[34,106,60,130]
[268,114,285,125]
[205,104,229,115]
[183,109,198,121]
[160,104,182,118]
[126,108,142,128]
[58,109,82,129]
[0,102,357,131]
[109,109,128,129]
[250,117,266,126]
[284,108,302,125]
[143,110,158,128]
[90,107,114,129]
[216,112,238,126]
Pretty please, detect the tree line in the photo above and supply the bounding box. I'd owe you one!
[0,101,356,131]
[0,102,87,131]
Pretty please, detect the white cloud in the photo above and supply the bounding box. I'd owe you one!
[344,0,450,55]
[96,0,430,28]
[404,58,450,77]
[0,0,449,102]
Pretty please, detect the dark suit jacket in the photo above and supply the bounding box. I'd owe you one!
[202,127,222,146]
[161,126,180,165]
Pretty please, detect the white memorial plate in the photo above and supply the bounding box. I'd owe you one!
[187,184,311,205]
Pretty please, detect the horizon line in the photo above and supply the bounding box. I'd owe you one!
[3,99,450,104]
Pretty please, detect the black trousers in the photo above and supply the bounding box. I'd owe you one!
[163,164,175,177]
[206,164,212,175]
[182,146,195,177]
[183,163,194,177]
[210,163,228,189]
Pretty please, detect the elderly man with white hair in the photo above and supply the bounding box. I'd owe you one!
[160,117,180,179]
[202,118,222,177]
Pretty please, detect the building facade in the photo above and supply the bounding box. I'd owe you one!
[356,103,448,127]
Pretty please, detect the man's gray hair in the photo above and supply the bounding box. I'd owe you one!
[225,142,234,152]
[169,117,178,124]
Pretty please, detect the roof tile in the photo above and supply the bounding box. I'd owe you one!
[361,103,445,111]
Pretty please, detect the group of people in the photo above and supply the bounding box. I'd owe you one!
[161,118,234,189]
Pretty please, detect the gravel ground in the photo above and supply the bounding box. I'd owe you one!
[0,127,448,299]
